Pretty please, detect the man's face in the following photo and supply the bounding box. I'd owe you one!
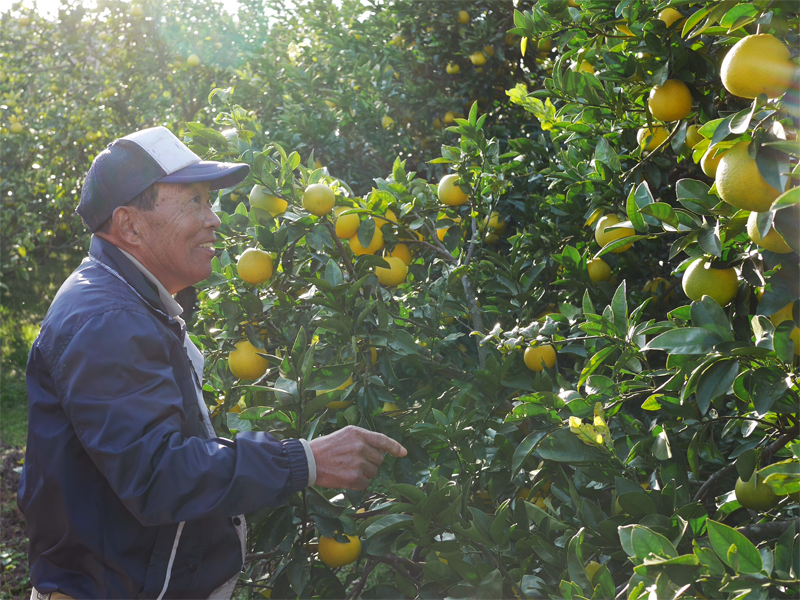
[134,181,220,294]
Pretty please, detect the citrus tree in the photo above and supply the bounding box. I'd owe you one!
[0,0,244,282]
[188,1,799,598]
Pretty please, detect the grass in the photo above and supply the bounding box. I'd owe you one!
[0,250,84,599]
[0,250,84,447]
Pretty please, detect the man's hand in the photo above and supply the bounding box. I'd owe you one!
[309,425,407,490]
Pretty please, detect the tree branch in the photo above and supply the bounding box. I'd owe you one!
[323,219,356,280]
[738,519,800,543]
[347,557,377,600]
[694,428,799,503]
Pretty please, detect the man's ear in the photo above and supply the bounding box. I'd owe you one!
[97,206,143,247]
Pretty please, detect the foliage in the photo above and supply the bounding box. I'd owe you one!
[4,0,800,599]
[0,0,246,281]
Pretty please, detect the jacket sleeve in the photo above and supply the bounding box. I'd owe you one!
[53,308,308,527]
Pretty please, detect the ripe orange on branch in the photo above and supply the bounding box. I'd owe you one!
[682,260,738,306]
[318,534,361,568]
[302,183,335,216]
[438,174,469,206]
[648,79,693,122]
[237,249,273,284]
[716,142,782,212]
[594,214,634,252]
[524,344,556,372]
[721,34,795,99]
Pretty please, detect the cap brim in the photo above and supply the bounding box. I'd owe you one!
[158,161,250,190]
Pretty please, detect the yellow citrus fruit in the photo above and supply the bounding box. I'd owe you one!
[334,207,360,239]
[381,401,399,414]
[437,215,462,241]
[443,111,456,124]
[129,4,143,17]
[302,183,335,216]
[721,34,795,99]
[376,256,408,286]
[457,10,469,24]
[716,142,783,212]
[318,534,361,568]
[524,345,557,372]
[484,232,500,244]
[682,260,738,306]
[349,227,384,256]
[537,38,553,53]
[587,258,611,282]
[659,7,683,28]
[637,126,668,151]
[18,15,31,26]
[446,62,460,75]
[317,377,354,409]
[643,277,675,300]
[438,174,469,206]
[484,45,495,57]
[370,347,378,365]
[585,207,603,227]
[10,122,23,134]
[249,185,287,216]
[228,340,269,380]
[469,52,487,66]
[576,60,594,74]
[373,209,397,229]
[432,117,443,129]
[595,214,634,252]
[483,212,506,233]
[585,561,602,582]
[747,211,792,254]
[390,243,413,265]
[700,147,726,178]
[648,79,693,122]
[735,472,778,512]
[685,124,703,149]
[768,302,800,356]
[769,302,795,327]
[237,249,274,284]
[187,54,201,67]
[381,115,394,130]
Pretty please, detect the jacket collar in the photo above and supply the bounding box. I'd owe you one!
[88,235,169,315]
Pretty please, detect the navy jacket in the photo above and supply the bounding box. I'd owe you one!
[19,236,308,599]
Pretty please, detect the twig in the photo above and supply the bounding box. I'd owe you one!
[738,519,799,543]
[404,238,458,263]
[621,120,682,184]
[694,428,799,503]
[347,557,377,600]
[244,549,280,563]
[461,275,486,368]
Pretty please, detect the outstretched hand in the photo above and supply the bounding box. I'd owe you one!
[309,425,407,490]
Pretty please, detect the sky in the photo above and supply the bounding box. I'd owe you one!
[0,0,242,18]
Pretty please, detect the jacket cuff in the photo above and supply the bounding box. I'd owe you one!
[281,439,310,492]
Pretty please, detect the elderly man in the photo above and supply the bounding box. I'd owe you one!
[18,127,406,600]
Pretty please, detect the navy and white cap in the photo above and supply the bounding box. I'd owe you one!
[77,126,249,231]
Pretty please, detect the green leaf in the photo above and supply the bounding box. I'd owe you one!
[644,327,723,354]
[595,138,621,172]
[610,280,628,335]
[536,428,609,463]
[364,514,413,538]
[773,205,800,254]
[707,520,763,574]
[691,297,734,341]
[626,185,647,232]
[630,525,678,560]
[639,203,679,228]
[695,359,739,414]
[735,449,758,482]
[512,430,546,473]
[475,569,503,600]
[566,528,593,596]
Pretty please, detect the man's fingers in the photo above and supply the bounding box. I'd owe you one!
[362,444,385,467]
[362,430,407,457]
